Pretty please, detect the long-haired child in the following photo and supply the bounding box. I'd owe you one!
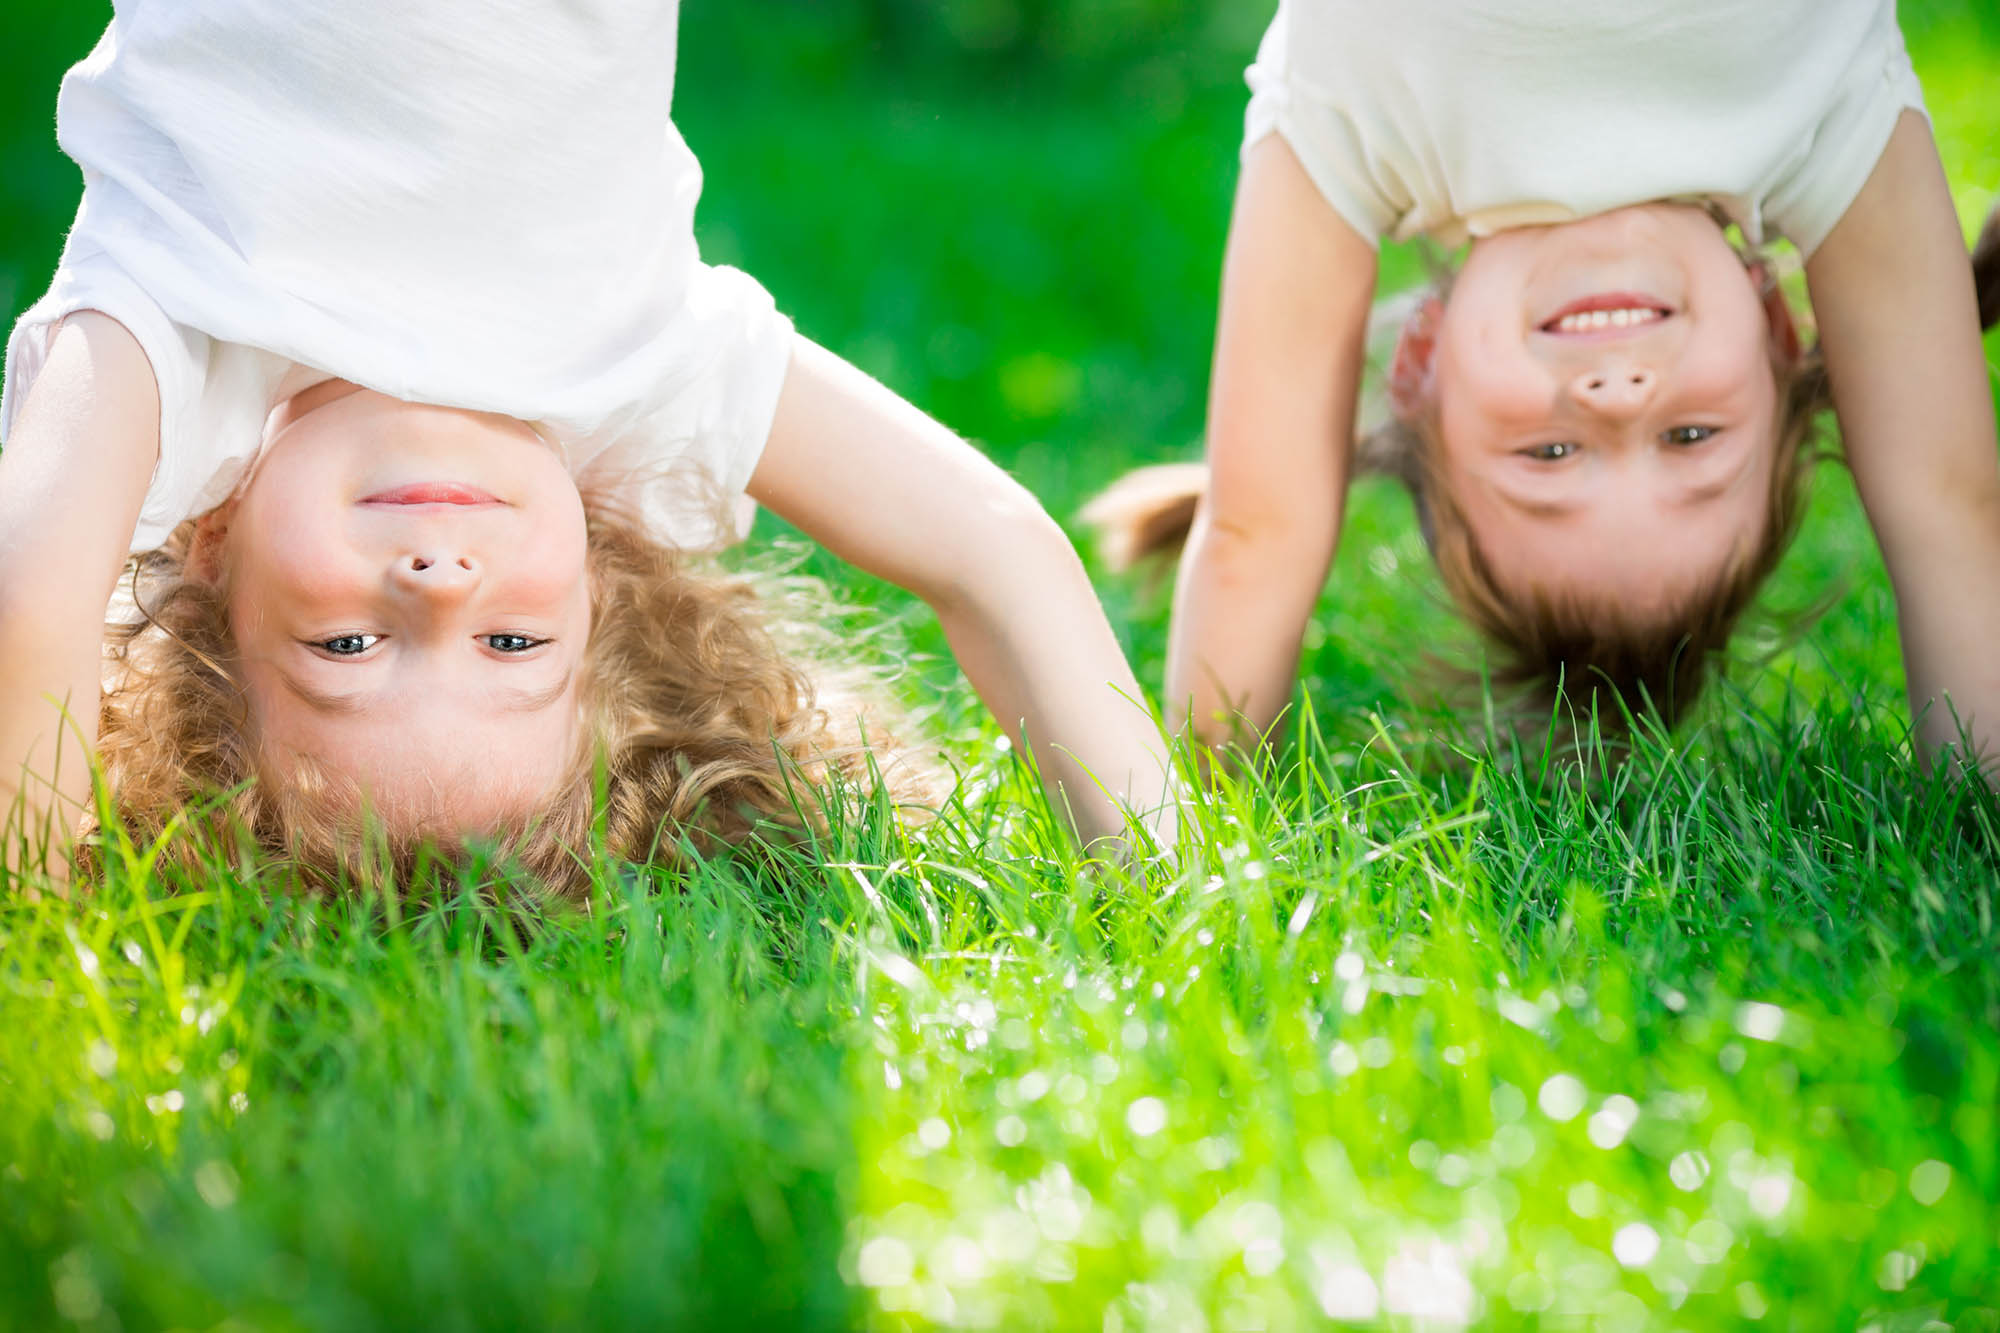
[1089,1,2000,764]
[0,1,1175,890]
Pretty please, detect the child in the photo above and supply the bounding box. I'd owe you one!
[0,2,1175,889]
[1089,1,2000,763]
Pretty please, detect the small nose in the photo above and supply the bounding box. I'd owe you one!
[1570,363,1657,418]
[390,551,480,602]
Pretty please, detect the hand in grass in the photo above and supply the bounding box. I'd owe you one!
[1165,135,1377,750]
[751,333,1179,850]
[0,312,160,884]
[1807,112,2000,777]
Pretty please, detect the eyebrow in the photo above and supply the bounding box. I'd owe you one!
[276,666,574,716]
[1494,472,1743,521]
[1673,474,1740,507]
[278,672,368,716]
[501,668,575,714]
[1493,489,1580,518]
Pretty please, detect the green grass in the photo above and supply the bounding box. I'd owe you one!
[4,2,2000,1328]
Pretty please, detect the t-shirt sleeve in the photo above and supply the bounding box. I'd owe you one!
[2,248,286,554]
[1242,0,1397,248]
[571,257,795,552]
[675,260,795,512]
[1761,13,1929,258]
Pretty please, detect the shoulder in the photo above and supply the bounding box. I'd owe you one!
[5,257,293,554]
[1758,1,1926,255]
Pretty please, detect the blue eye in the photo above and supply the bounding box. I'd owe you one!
[483,634,546,653]
[1522,442,1578,461]
[1663,425,1719,446]
[317,633,380,656]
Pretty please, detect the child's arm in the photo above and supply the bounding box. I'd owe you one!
[0,312,160,878]
[750,335,1175,844]
[1167,135,1378,747]
[1806,111,2000,771]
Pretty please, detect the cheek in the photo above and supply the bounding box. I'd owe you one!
[497,513,591,606]
[227,501,366,610]
[1435,337,1552,456]
[1679,320,1779,426]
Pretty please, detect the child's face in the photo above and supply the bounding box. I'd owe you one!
[1416,205,1787,619]
[216,385,592,832]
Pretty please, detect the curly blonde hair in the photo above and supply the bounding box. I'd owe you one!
[92,488,928,896]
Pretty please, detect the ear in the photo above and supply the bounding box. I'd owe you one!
[187,500,236,585]
[1388,295,1445,420]
[1749,262,1803,367]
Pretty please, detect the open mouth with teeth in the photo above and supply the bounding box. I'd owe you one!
[1539,297,1674,336]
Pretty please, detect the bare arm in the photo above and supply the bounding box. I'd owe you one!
[0,312,160,878]
[1806,112,2000,769]
[749,334,1175,844]
[1167,134,1377,747]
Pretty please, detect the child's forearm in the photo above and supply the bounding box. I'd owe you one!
[928,535,1177,845]
[1166,511,1336,747]
[751,335,1175,846]
[1886,508,2000,772]
[1166,133,1375,753]
[0,313,160,879]
[1806,113,2000,777]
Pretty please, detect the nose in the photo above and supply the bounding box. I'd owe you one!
[1569,362,1657,419]
[389,550,480,603]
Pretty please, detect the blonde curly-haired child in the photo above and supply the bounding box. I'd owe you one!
[0,2,1175,889]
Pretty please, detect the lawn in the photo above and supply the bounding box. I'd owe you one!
[3,2,1999,1328]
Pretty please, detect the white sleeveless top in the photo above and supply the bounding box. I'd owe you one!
[1,0,792,551]
[1246,0,1926,254]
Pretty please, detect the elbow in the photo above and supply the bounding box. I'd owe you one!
[1195,494,1340,572]
[915,478,1084,617]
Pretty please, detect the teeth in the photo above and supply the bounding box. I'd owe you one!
[1552,307,1663,333]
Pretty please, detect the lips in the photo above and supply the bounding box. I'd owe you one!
[1538,291,1674,336]
[359,483,502,506]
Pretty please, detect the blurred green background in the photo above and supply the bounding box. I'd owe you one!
[2,0,1996,718]
[2,6,1998,1328]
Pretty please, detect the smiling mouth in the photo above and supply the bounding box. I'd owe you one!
[1538,293,1674,336]
[359,483,502,506]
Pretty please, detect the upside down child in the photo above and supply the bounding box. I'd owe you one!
[1089,0,2000,763]
[0,1,1177,889]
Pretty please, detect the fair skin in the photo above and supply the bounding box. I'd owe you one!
[1175,117,2000,769]
[215,382,593,831]
[0,323,1173,878]
[1410,203,1792,622]
[0,312,159,878]
[1807,113,2000,769]
[753,337,1176,843]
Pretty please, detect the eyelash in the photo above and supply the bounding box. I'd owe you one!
[312,633,549,656]
[1521,425,1720,461]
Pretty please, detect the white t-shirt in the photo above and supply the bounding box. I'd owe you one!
[1,0,793,553]
[1246,0,1926,254]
